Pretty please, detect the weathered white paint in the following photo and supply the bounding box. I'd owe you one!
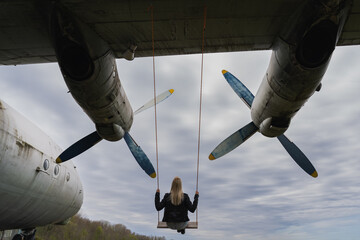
[0,100,83,230]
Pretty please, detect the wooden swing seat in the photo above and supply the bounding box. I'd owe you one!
[157,221,198,229]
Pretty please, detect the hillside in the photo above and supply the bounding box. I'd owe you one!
[35,215,165,240]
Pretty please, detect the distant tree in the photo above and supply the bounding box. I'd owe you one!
[80,229,88,240]
[94,225,103,240]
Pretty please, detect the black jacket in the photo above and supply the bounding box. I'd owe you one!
[155,192,199,222]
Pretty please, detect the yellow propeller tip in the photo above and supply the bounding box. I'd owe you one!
[222,70,228,74]
[209,154,215,160]
[169,89,174,94]
[311,171,318,178]
[150,172,157,178]
[56,157,62,164]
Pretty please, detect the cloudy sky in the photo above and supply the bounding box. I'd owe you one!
[1,45,360,240]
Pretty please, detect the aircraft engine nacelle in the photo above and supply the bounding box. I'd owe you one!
[49,5,133,141]
[251,0,351,137]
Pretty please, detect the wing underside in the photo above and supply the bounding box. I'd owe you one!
[1,0,360,65]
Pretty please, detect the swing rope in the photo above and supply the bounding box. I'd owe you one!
[148,5,160,223]
[195,5,207,225]
[149,5,159,193]
[150,5,207,228]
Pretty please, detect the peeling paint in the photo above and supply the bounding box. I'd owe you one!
[16,139,34,158]
[0,100,83,230]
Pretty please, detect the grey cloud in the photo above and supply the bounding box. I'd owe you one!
[1,46,359,240]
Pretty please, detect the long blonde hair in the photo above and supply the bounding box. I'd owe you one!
[170,177,184,206]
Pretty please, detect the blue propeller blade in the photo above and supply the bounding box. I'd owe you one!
[277,134,318,178]
[209,122,258,160]
[123,132,156,178]
[56,131,102,163]
[222,70,254,108]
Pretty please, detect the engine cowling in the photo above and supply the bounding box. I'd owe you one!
[49,5,133,141]
[251,0,351,138]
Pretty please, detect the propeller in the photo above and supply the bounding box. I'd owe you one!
[209,122,258,160]
[277,134,318,177]
[56,131,156,178]
[134,89,174,114]
[209,70,318,178]
[56,89,174,178]
[56,131,102,163]
[123,132,156,178]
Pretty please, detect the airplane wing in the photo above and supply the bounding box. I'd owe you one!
[1,0,360,65]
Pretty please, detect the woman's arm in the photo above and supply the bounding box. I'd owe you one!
[155,191,167,211]
[184,192,199,213]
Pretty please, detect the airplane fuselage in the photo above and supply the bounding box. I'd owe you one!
[0,100,83,230]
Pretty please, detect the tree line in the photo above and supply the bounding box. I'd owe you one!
[35,215,166,240]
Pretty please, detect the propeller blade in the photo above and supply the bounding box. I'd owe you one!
[56,131,103,163]
[123,132,156,178]
[222,70,254,108]
[209,122,258,160]
[277,134,318,178]
[134,89,174,115]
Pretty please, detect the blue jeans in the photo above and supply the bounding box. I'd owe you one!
[166,221,188,230]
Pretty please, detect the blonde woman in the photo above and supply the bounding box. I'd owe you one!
[155,177,199,234]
